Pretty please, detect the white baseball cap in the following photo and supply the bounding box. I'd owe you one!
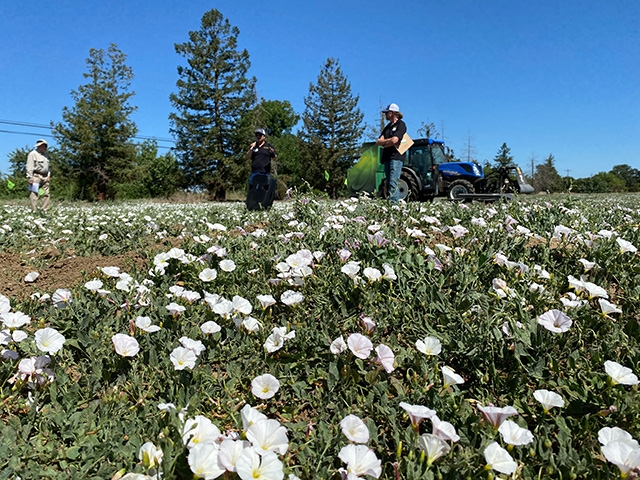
[382,103,400,113]
[35,139,48,146]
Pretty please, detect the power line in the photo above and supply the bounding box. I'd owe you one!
[0,119,175,144]
[0,129,172,149]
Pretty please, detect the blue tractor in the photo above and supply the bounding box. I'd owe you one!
[346,138,534,201]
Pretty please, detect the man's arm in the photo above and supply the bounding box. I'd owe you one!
[245,142,256,159]
[26,152,35,181]
[376,136,400,148]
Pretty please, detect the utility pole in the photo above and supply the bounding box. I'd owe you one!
[565,169,571,177]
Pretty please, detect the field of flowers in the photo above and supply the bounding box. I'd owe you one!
[0,193,639,480]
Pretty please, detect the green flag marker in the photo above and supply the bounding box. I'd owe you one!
[324,170,330,181]
[7,180,15,190]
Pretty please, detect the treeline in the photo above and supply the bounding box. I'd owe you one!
[0,10,364,201]
[1,8,636,201]
[483,144,640,194]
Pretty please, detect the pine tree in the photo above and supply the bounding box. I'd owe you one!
[493,142,515,168]
[52,44,138,200]
[169,9,256,199]
[533,154,564,193]
[299,58,364,197]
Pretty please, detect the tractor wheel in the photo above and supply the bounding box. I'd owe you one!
[398,172,419,201]
[379,173,419,201]
[448,179,474,200]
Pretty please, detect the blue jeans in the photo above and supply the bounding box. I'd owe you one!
[248,172,268,186]
[384,159,403,202]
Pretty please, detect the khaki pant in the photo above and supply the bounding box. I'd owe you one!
[30,173,50,211]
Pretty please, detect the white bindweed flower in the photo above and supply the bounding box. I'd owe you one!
[52,288,72,308]
[498,420,534,446]
[100,266,121,277]
[264,330,285,353]
[24,271,39,283]
[375,344,395,373]
[135,316,161,333]
[347,333,373,359]
[199,268,218,282]
[246,418,289,456]
[112,333,140,357]
[361,316,376,333]
[218,438,250,472]
[616,238,637,254]
[183,414,222,449]
[241,404,268,431]
[251,374,280,400]
[537,309,572,333]
[34,328,66,354]
[478,405,519,428]
[338,444,382,479]
[431,415,460,442]
[605,360,639,385]
[242,317,262,333]
[599,298,622,316]
[340,414,370,444]
[170,346,197,370]
[484,441,517,474]
[341,261,360,278]
[187,443,225,479]
[416,336,442,356]
[381,263,397,281]
[0,294,10,314]
[166,302,186,317]
[363,267,382,282]
[1,311,31,329]
[84,279,103,292]
[219,259,236,272]
[232,295,253,316]
[399,402,436,429]
[256,295,276,309]
[235,448,284,480]
[280,290,304,306]
[601,441,640,477]
[180,337,206,356]
[441,366,464,389]
[533,389,565,413]
[418,434,450,466]
[139,441,163,469]
[330,336,347,354]
[201,321,222,334]
[598,427,639,448]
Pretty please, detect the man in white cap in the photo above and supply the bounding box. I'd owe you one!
[26,139,51,211]
[376,103,407,202]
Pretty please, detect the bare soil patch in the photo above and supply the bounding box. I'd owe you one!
[0,251,149,300]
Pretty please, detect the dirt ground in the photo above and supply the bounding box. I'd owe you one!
[0,250,149,300]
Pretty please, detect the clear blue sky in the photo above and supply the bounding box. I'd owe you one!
[1,0,638,179]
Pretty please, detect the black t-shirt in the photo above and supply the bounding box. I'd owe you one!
[380,119,407,163]
[250,141,276,174]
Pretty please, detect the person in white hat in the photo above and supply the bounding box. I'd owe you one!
[26,139,51,211]
[376,103,407,202]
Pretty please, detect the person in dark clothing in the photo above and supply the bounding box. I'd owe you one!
[246,128,277,185]
[376,103,407,202]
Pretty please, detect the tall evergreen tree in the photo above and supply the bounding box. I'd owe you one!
[493,142,515,168]
[299,58,364,197]
[52,44,138,200]
[533,154,564,193]
[169,9,256,199]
